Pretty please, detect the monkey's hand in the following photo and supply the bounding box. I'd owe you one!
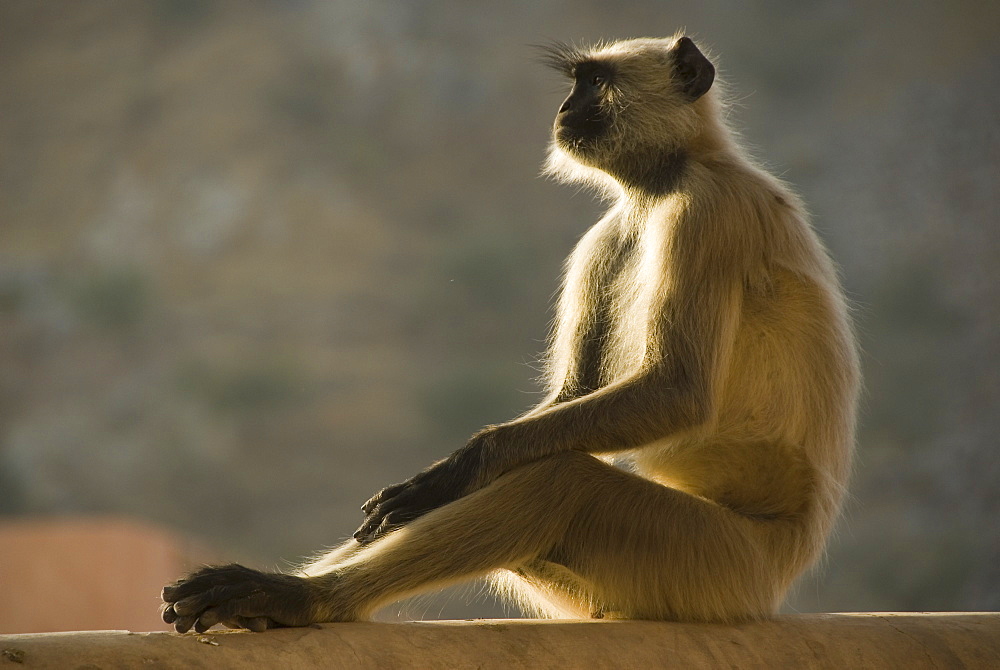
[161,564,316,633]
[354,463,467,544]
[355,431,497,544]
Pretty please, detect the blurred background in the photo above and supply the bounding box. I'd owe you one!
[1,0,997,632]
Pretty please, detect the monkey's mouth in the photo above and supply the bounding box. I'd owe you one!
[554,123,597,154]
[554,124,581,147]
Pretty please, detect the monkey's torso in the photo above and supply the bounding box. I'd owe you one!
[550,158,857,538]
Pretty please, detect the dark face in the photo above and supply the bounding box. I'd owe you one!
[554,61,614,152]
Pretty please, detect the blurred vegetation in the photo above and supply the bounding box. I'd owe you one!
[68,268,150,331]
[176,358,309,414]
[0,0,997,618]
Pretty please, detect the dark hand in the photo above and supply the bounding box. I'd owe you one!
[354,464,464,544]
[354,434,495,544]
[161,564,315,633]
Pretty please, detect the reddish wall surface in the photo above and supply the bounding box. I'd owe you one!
[0,517,205,634]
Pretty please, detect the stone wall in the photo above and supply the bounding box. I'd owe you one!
[2,614,998,669]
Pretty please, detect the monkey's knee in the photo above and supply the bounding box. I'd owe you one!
[480,451,613,516]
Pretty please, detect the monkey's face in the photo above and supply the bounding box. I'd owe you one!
[542,37,716,192]
[553,60,616,156]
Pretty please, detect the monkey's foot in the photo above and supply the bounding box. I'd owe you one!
[161,564,316,633]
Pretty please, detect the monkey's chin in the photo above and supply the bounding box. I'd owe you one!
[545,141,620,196]
[553,129,596,161]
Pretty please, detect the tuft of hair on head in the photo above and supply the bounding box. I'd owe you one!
[535,41,588,78]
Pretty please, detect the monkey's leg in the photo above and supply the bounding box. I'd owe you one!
[351,450,782,622]
[162,455,579,632]
[498,460,785,622]
[298,539,366,577]
[163,451,779,630]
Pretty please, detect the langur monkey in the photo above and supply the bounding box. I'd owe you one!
[162,34,859,631]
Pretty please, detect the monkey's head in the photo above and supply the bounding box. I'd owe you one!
[542,35,718,196]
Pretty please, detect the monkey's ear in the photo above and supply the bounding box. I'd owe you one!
[671,37,715,101]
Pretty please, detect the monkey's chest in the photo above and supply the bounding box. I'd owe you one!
[581,268,651,391]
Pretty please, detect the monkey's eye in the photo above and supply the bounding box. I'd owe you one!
[590,74,605,87]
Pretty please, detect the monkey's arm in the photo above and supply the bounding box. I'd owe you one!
[357,233,745,542]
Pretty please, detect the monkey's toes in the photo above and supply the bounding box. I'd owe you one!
[161,603,178,624]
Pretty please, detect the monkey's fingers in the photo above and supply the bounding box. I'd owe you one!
[193,595,270,633]
[356,491,435,543]
[354,503,408,543]
[362,482,407,515]
[162,564,258,603]
[241,616,273,633]
[355,522,402,545]
[222,616,272,632]
[161,564,294,633]
[165,578,259,631]
[162,603,179,624]
[171,583,256,621]
[172,614,199,634]
[162,597,202,634]
[354,511,385,543]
